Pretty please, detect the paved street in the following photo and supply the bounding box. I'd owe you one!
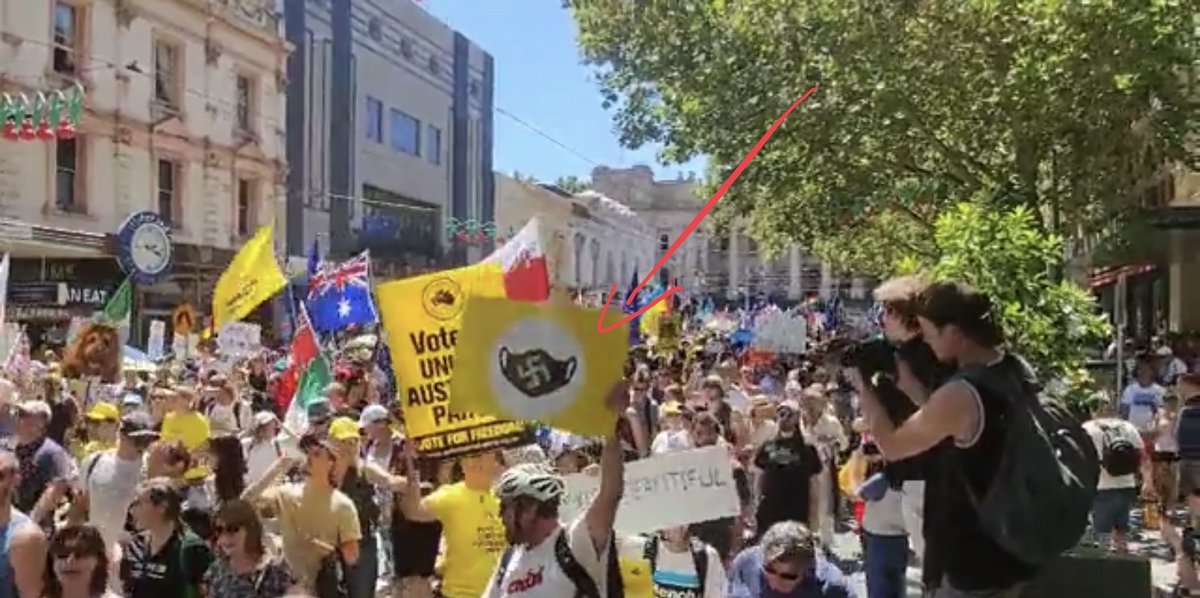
[826,528,1180,597]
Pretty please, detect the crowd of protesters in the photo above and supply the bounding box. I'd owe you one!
[0,276,1194,598]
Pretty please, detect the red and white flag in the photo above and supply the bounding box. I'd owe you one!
[483,218,550,302]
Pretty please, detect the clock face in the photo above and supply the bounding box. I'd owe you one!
[130,224,171,274]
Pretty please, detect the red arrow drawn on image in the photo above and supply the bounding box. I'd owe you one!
[596,86,820,334]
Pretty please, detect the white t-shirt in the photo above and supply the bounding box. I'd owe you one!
[1121,382,1166,432]
[620,535,725,598]
[488,517,606,598]
[243,436,284,485]
[1083,418,1144,490]
[207,400,253,436]
[77,450,144,551]
[862,487,907,537]
[651,429,693,455]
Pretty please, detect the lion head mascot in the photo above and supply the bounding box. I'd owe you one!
[60,321,122,383]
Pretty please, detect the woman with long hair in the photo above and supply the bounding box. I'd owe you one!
[202,500,293,597]
[210,435,249,504]
[45,525,119,598]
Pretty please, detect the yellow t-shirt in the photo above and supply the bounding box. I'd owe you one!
[160,410,211,479]
[425,482,506,598]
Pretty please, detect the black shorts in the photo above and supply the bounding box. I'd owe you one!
[391,518,442,578]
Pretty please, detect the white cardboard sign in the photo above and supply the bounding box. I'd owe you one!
[559,446,739,534]
[752,310,808,353]
[217,322,261,358]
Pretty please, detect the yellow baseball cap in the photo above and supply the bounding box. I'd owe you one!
[328,417,361,441]
[85,402,120,422]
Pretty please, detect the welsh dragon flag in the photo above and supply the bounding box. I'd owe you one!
[280,306,331,432]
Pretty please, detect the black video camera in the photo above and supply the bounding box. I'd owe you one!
[841,336,951,486]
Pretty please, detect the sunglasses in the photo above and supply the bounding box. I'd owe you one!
[764,565,801,582]
[52,544,93,560]
[214,523,243,535]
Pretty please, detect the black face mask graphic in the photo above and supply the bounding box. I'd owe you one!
[498,347,577,398]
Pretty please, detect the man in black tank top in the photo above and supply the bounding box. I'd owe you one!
[848,282,1036,597]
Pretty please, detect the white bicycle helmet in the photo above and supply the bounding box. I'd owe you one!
[493,462,566,503]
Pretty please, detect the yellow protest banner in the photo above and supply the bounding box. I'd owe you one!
[450,298,629,437]
[376,263,530,457]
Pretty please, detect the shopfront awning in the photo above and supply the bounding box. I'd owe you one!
[1088,263,1158,288]
[0,219,107,259]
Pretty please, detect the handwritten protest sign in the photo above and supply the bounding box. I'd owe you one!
[752,310,808,353]
[559,446,739,534]
[376,265,530,458]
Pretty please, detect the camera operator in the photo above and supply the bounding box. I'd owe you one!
[872,275,956,564]
[846,282,1037,597]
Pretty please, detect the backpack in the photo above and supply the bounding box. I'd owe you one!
[1098,422,1140,477]
[642,535,708,596]
[954,353,1099,567]
[493,529,623,598]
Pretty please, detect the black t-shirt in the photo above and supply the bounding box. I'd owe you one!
[923,369,1038,591]
[47,397,77,446]
[120,527,213,598]
[753,435,821,532]
[340,466,381,536]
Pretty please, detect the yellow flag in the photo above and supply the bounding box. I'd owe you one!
[450,297,629,437]
[376,263,528,457]
[211,225,286,328]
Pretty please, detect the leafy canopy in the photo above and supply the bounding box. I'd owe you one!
[901,202,1111,384]
[572,0,1200,274]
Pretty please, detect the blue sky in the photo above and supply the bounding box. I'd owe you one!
[424,0,706,184]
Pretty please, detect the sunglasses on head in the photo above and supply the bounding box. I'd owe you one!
[764,565,801,582]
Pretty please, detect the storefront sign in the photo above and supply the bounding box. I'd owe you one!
[7,282,110,307]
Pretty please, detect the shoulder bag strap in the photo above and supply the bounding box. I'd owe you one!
[555,529,601,598]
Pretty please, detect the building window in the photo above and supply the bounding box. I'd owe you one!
[365,97,383,142]
[368,17,382,41]
[153,39,181,110]
[52,2,80,74]
[426,124,441,164]
[658,233,670,252]
[400,38,413,59]
[237,178,254,236]
[469,78,481,98]
[235,74,255,132]
[157,159,179,226]
[55,138,83,212]
[389,109,420,156]
[427,55,440,75]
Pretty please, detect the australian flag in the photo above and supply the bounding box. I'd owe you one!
[306,249,379,334]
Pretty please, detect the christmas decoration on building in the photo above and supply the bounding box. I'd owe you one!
[444,218,505,247]
[1,85,84,142]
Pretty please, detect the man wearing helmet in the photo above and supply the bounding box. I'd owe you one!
[483,382,630,598]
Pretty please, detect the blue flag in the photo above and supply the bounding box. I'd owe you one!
[625,269,641,346]
[306,251,379,334]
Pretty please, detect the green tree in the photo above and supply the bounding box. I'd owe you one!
[900,202,1110,394]
[553,175,592,194]
[572,0,1199,274]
